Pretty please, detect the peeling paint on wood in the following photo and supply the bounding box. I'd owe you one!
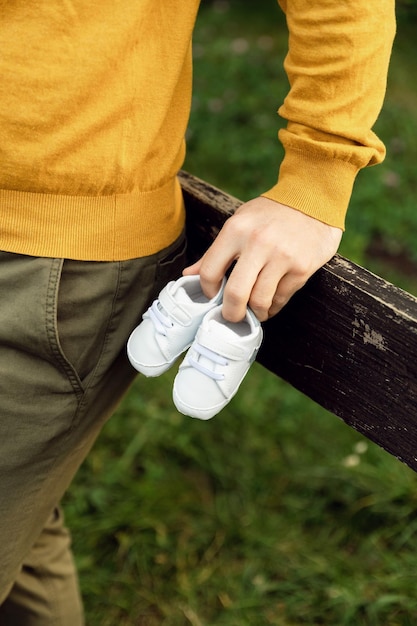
[352,316,388,351]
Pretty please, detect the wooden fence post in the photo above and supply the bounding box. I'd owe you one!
[180,170,417,472]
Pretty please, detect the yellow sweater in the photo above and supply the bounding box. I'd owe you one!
[0,1,395,261]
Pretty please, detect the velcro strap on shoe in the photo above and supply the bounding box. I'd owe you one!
[196,328,248,361]
[159,289,193,326]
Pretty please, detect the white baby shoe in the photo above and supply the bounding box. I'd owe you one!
[173,305,263,420]
[127,275,225,377]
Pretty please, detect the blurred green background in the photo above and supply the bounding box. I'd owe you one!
[64,2,417,625]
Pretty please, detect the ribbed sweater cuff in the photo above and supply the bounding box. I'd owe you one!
[262,149,359,230]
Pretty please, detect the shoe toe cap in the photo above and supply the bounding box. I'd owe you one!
[173,369,226,418]
[127,321,167,369]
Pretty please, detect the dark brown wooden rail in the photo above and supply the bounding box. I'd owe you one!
[180,170,417,472]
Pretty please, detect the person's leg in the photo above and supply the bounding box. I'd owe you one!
[0,233,186,624]
[0,508,83,626]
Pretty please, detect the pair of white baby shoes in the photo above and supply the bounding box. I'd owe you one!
[127,275,263,420]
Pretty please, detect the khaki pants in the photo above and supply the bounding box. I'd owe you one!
[0,233,187,625]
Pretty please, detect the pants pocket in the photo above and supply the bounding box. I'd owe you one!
[154,231,188,291]
[47,258,122,397]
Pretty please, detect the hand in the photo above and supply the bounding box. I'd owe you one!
[183,196,343,322]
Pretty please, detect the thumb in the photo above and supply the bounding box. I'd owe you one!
[182,258,202,276]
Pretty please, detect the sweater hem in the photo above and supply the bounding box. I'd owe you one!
[0,177,185,261]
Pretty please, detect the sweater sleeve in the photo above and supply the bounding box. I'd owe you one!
[262,0,396,229]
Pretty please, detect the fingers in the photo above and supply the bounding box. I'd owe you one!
[244,267,288,322]
[183,213,308,322]
[183,197,343,323]
[186,253,302,322]
[192,217,270,321]
[223,262,307,322]
[266,272,308,318]
[220,255,263,322]
[183,224,240,300]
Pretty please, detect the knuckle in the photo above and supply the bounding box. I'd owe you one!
[248,225,274,248]
[272,293,287,309]
[252,308,269,322]
[198,264,215,284]
[224,213,247,238]
[225,284,242,305]
[290,259,311,280]
[274,241,295,265]
[249,295,270,313]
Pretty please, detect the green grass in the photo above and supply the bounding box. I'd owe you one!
[66,367,417,625]
[64,3,417,624]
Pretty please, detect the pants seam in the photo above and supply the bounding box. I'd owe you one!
[45,258,84,400]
